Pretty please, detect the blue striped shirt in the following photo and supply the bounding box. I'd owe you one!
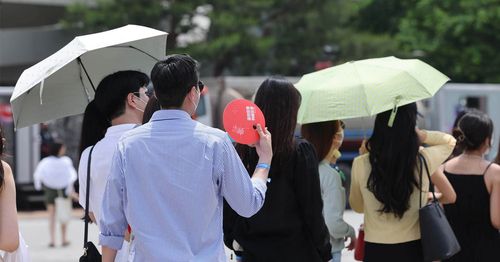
[99,110,267,261]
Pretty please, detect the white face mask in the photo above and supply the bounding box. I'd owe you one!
[135,97,148,113]
[133,95,148,113]
[190,87,200,116]
[137,97,148,105]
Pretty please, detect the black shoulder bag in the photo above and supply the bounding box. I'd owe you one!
[418,154,460,262]
[79,146,102,262]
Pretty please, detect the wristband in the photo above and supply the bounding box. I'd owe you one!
[256,163,271,169]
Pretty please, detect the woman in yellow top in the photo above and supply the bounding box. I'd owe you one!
[349,102,457,262]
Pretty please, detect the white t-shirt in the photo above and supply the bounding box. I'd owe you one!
[34,156,77,195]
[78,124,136,226]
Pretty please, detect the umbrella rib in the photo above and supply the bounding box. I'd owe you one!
[77,57,96,93]
[111,46,160,62]
[350,62,371,116]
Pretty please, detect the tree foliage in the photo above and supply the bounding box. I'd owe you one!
[62,0,499,82]
[355,0,418,35]
[396,0,500,82]
[62,0,206,50]
[62,0,400,76]
[192,0,400,76]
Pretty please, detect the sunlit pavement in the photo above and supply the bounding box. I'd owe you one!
[19,209,363,262]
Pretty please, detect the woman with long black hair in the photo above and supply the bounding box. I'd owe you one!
[78,70,150,261]
[349,103,457,262]
[223,77,332,262]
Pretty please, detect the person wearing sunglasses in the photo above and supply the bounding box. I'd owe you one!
[78,70,150,262]
[99,54,272,262]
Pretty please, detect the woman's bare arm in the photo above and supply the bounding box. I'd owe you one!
[431,166,456,204]
[0,161,19,252]
[488,165,500,229]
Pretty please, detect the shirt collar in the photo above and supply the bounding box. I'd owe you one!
[105,124,137,137]
[320,159,330,165]
[150,110,191,122]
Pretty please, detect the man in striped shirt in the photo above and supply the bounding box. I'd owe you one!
[99,54,273,261]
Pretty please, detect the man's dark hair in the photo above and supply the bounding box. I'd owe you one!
[151,54,199,109]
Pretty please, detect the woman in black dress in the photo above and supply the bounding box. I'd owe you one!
[442,111,500,262]
[223,77,332,262]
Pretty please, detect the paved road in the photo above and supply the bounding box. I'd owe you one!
[19,209,363,262]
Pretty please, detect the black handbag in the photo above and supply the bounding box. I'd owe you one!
[418,154,460,262]
[79,146,102,262]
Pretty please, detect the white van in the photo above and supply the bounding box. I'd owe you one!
[423,83,500,160]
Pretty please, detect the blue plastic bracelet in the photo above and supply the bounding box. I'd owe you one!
[256,163,271,169]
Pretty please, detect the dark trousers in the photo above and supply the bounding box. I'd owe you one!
[364,240,423,262]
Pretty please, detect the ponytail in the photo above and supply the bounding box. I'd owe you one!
[452,128,471,152]
[142,96,161,124]
[79,100,110,155]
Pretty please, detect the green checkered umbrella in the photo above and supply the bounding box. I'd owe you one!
[296,56,449,125]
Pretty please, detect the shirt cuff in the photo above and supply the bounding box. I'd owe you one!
[348,225,356,239]
[251,177,267,197]
[99,233,124,250]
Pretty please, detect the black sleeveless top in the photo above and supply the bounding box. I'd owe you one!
[443,166,500,262]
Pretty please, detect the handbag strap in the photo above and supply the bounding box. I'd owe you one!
[83,146,95,248]
[419,153,436,208]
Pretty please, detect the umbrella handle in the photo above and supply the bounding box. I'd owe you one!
[388,96,402,127]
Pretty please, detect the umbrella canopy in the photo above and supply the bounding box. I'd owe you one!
[10,24,168,129]
[295,56,449,124]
